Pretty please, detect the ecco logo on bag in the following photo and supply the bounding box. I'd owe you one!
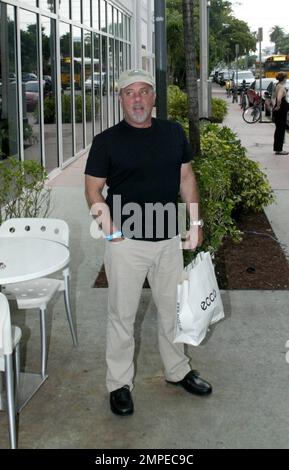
[201,289,217,311]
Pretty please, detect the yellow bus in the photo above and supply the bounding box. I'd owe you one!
[61,57,94,89]
[264,54,289,79]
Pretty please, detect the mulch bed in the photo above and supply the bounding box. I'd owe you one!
[94,211,289,290]
[214,211,289,289]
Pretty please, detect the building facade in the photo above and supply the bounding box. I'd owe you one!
[0,0,154,175]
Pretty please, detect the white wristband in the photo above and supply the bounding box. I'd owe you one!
[190,219,204,228]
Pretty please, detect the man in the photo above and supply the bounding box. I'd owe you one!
[85,69,212,416]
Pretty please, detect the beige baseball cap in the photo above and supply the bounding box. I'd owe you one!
[118,69,155,91]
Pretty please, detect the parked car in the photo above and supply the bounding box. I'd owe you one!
[85,72,106,93]
[234,70,255,91]
[22,72,38,82]
[247,78,274,116]
[24,80,47,112]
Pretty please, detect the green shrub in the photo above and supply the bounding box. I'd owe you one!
[168,85,188,122]
[183,123,275,264]
[0,158,51,225]
[168,85,228,127]
[211,98,228,123]
[201,124,275,213]
[43,94,99,124]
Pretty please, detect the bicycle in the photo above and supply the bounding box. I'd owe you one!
[242,102,261,123]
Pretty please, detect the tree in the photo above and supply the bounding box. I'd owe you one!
[182,0,200,156]
[167,0,256,85]
[270,25,285,53]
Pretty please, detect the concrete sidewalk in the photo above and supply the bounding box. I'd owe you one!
[1,86,289,449]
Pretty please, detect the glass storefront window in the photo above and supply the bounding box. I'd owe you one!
[42,16,58,172]
[71,0,81,23]
[107,3,113,35]
[115,9,119,37]
[0,3,19,161]
[60,22,73,162]
[73,26,83,153]
[108,38,114,127]
[93,33,101,136]
[83,0,91,26]
[59,0,70,18]
[39,1,55,12]
[127,44,131,69]
[19,0,37,7]
[84,32,93,146]
[100,0,107,33]
[20,8,41,164]
[119,12,123,39]
[114,40,119,123]
[123,14,127,41]
[92,0,99,30]
[128,17,131,41]
[101,36,108,130]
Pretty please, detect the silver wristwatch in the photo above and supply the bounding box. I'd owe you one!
[190,219,204,228]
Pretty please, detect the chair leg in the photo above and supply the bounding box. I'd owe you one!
[4,355,17,449]
[0,372,4,411]
[63,274,78,346]
[39,308,47,378]
[14,344,21,412]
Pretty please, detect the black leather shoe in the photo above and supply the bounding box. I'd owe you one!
[167,370,212,396]
[110,386,134,416]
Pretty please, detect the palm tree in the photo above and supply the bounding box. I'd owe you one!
[270,26,285,54]
[182,0,200,156]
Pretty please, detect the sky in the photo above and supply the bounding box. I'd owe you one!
[231,0,289,49]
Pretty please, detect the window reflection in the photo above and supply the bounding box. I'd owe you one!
[20,9,41,164]
[0,3,19,161]
[60,22,73,161]
[101,36,108,130]
[39,1,55,12]
[59,0,70,18]
[100,0,107,32]
[71,0,81,23]
[42,16,58,172]
[73,26,83,152]
[83,0,91,27]
[107,4,113,35]
[92,0,99,30]
[119,12,123,39]
[114,40,120,123]
[109,38,114,127]
[84,32,93,146]
[93,33,101,136]
[19,0,37,7]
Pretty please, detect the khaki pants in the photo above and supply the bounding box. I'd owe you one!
[104,236,190,392]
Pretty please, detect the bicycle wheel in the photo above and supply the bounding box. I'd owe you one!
[242,105,261,123]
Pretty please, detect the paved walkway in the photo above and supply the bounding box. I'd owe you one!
[1,86,289,449]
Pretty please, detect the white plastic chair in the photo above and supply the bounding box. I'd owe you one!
[0,218,78,378]
[0,293,21,449]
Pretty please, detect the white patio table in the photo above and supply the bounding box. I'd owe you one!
[0,237,69,411]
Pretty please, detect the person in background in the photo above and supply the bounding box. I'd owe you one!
[85,69,212,416]
[273,72,289,156]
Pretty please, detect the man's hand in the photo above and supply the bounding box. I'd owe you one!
[182,227,203,251]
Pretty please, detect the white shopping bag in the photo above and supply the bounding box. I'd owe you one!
[174,251,224,346]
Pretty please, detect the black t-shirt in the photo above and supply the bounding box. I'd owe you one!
[85,118,193,240]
